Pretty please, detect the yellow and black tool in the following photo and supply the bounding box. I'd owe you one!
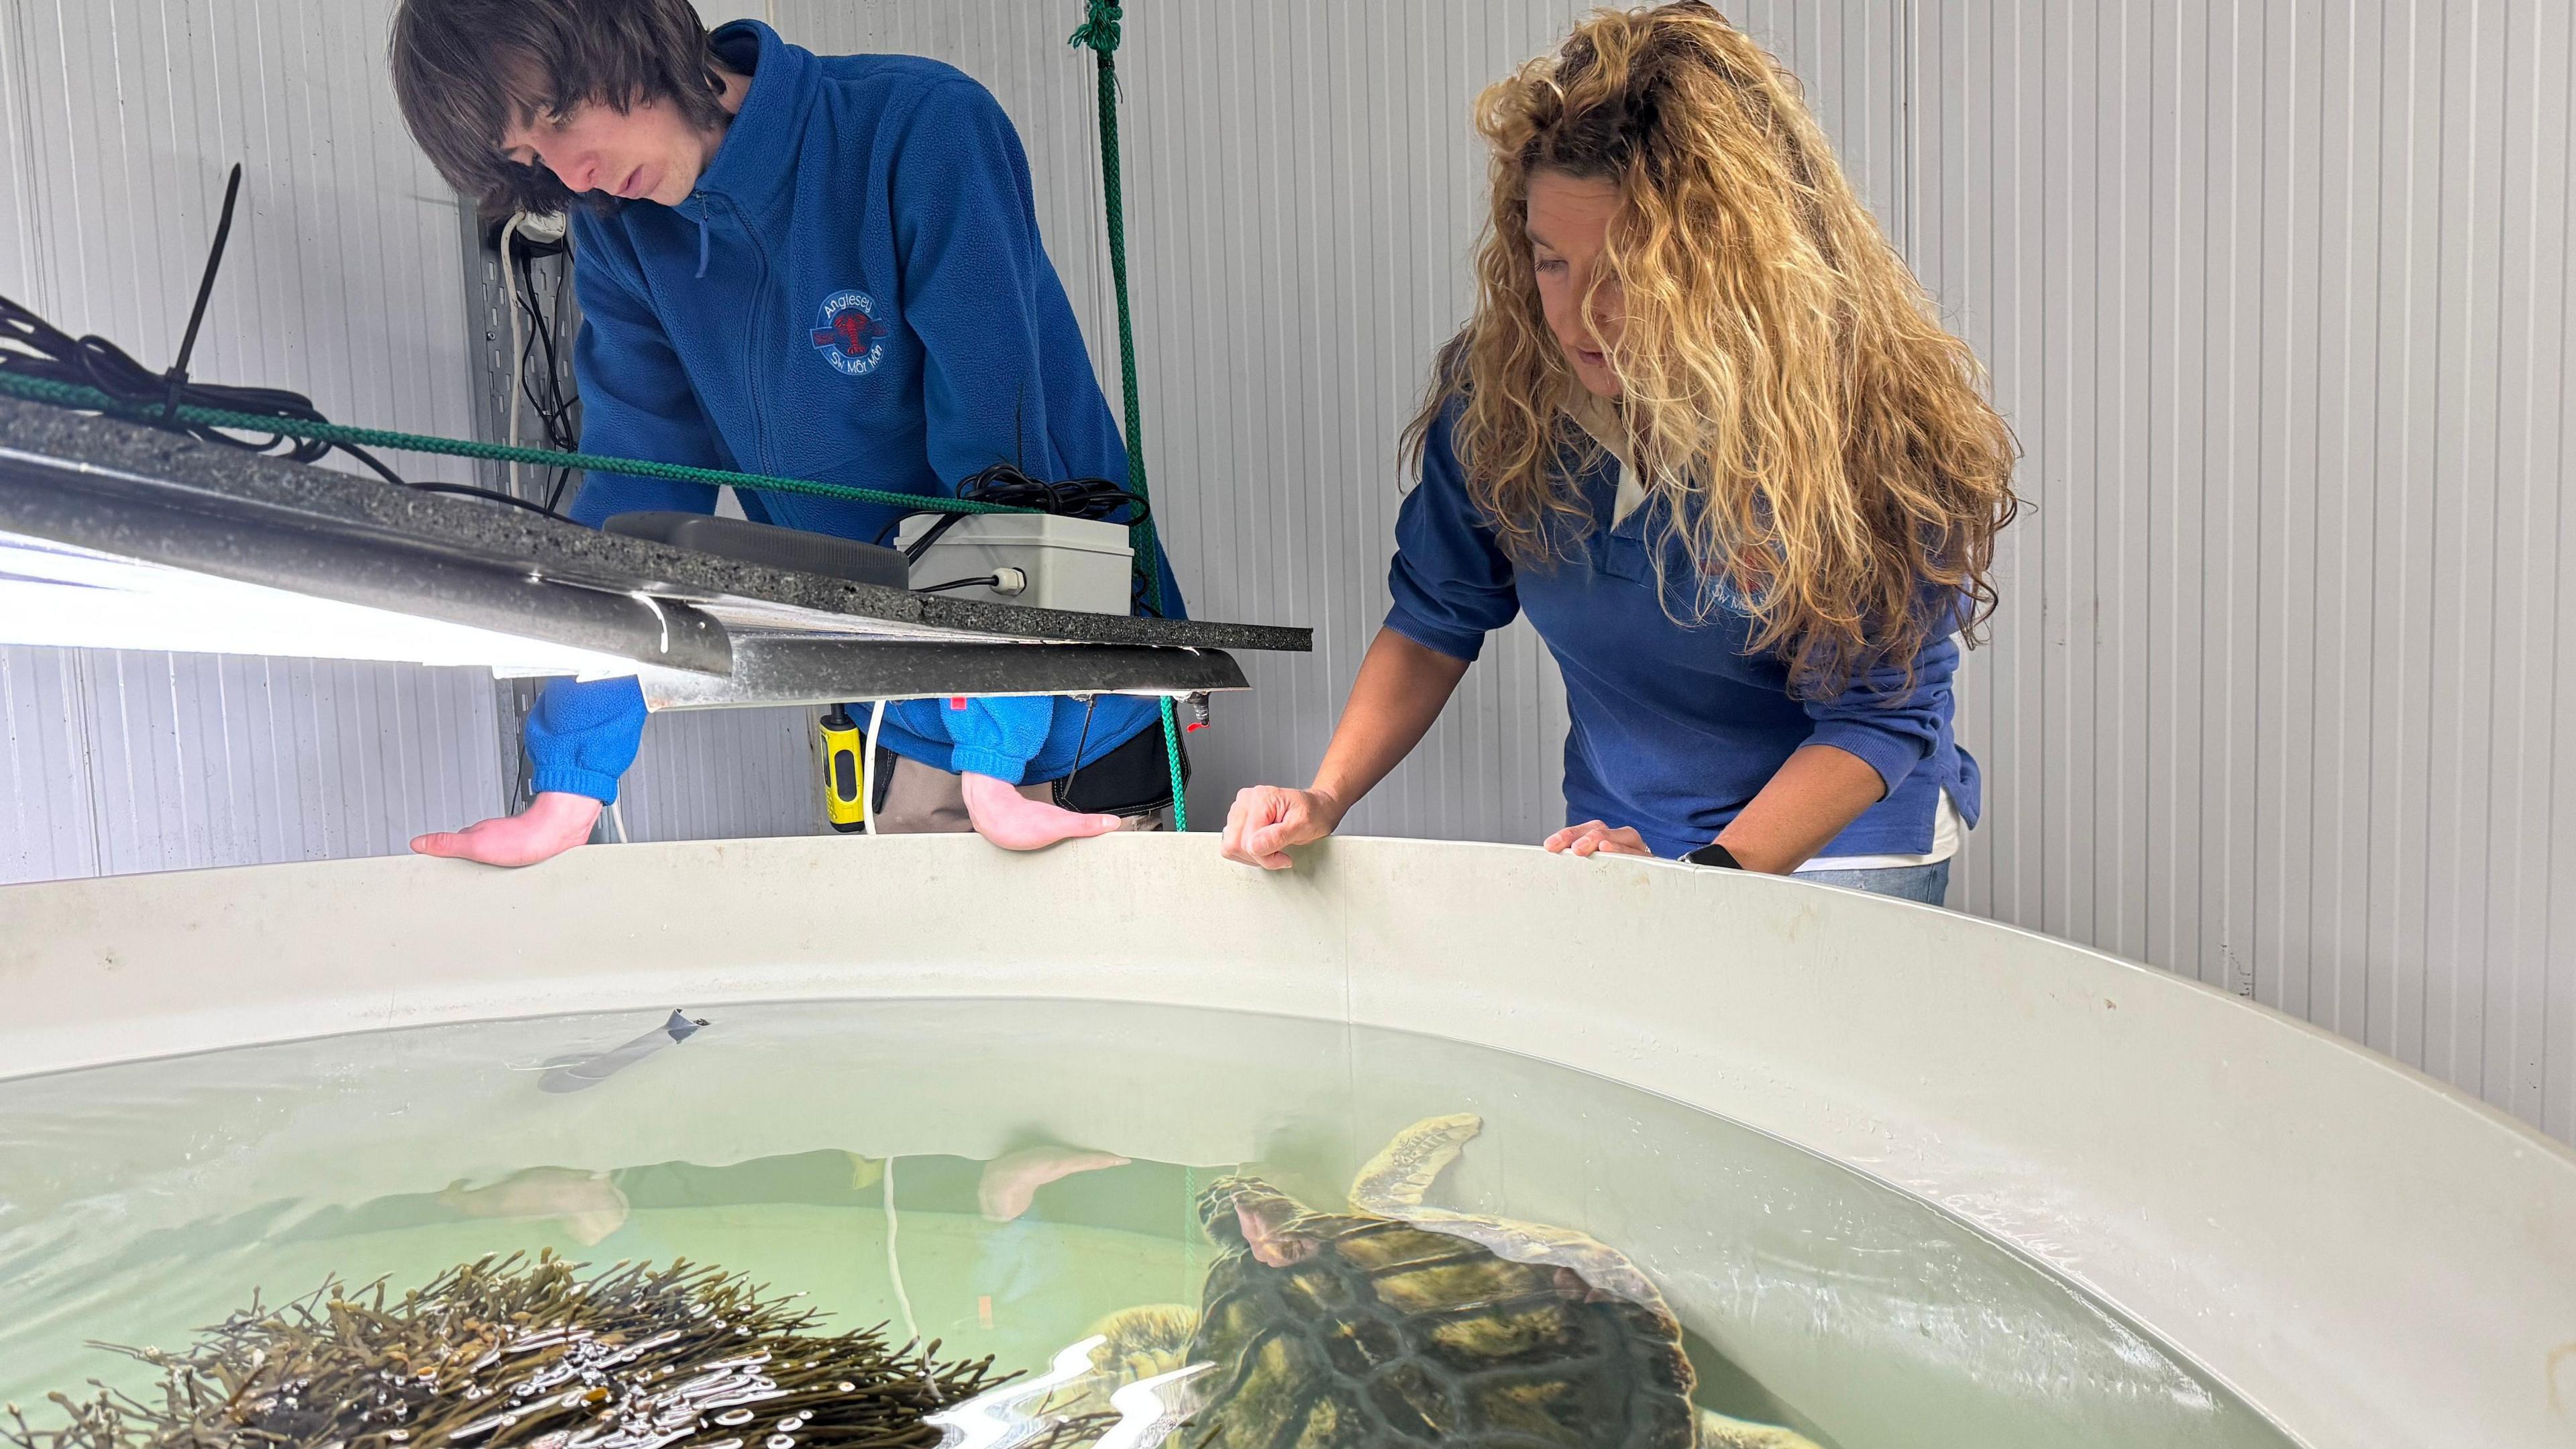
[816,708,867,833]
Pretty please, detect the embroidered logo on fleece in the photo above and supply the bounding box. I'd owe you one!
[810,290,892,376]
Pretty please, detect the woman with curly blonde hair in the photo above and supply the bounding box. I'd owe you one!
[1223,1,2017,902]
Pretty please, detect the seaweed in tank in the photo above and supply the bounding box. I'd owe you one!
[2,1251,1108,1449]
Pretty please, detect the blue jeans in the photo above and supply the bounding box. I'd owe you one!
[1794,859,1951,906]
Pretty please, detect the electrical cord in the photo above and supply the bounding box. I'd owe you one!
[886,462,1168,616]
[406,480,566,517]
[876,460,1149,562]
[913,574,1005,594]
[496,214,582,512]
[0,294,378,484]
[511,237,582,509]
[862,697,886,835]
[0,162,565,519]
[502,212,527,499]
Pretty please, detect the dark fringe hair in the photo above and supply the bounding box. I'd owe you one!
[389,0,730,215]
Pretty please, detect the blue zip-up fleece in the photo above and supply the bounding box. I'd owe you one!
[1386,399,1980,861]
[527,20,1181,804]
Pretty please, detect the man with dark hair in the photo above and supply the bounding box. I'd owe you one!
[390,0,1186,864]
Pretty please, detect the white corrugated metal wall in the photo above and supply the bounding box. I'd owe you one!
[0,0,511,881]
[1904,1,2576,1138]
[1,1,2568,1145]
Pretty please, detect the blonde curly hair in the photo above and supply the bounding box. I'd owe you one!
[1406,1,2018,695]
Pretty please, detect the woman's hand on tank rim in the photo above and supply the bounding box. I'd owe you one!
[1542,820,1654,859]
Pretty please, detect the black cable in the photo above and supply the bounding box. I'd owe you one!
[956,460,1151,526]
[515,251,576,444]
[912,574,1005,594]
[0,162,568,520]
[409,481,572,517]
[508,243,581,513]
[874,460,1150,565]
[333,440,414,489]
[3,295,333,466]
[900,510,970,564]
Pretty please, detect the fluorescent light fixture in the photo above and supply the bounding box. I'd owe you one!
[0,529,643,678]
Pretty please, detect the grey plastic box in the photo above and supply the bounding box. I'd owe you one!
[895,513,1134,615]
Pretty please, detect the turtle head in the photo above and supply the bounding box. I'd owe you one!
[1195,1175,1318,1267]
[1195,1175,1287,1241]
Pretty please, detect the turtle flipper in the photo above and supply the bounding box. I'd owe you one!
[1089,1302,1199,1385]
[1033,1305,1199,1421]
[1349,1113,1667,1307]
[1348,1112,1484,1211]
[1396,1205,1670,1309]
[1696,1407,1827,1449]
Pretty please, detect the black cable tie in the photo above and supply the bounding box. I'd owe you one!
[164,162,244,423]
[1059,693,1101,800]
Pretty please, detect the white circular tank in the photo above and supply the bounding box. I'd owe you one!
[2,834,2570,1448]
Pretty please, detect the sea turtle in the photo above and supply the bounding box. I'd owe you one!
[1077,1114,1821,1448]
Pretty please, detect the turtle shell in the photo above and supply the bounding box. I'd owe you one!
[1183,1191,1700,1448]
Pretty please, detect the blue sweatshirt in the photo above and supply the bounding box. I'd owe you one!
[1385,399,1981,860]
[527,20,1179,804]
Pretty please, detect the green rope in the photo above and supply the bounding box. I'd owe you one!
[1071,0,1188,831]
[1069,7,1161,606]
[1158,693,1187,818]
[0,370,1029,519]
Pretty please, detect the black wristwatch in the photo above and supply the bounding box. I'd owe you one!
[1683,841,1743,870]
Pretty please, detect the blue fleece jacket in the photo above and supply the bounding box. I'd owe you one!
[1385,399,1980,860]
[527,20,1180,804]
